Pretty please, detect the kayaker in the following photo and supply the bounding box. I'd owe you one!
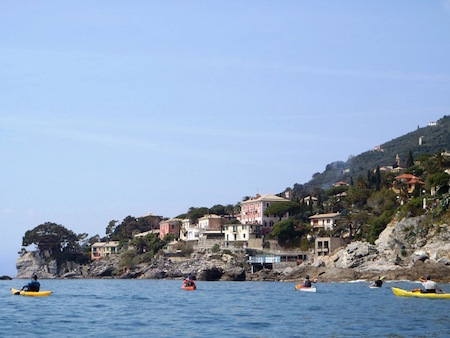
[302,275,316,288]
[370,276,383,288]
[184,274,194,287]
[419,275,444,293]
[21,275,40,292]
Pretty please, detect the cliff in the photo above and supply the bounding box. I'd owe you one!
[16,216,450,282]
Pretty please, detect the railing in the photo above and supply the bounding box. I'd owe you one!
[248,255,281,263]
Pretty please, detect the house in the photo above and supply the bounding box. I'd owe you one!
[159,218,181,240]
[91,241,120,260]
[240,193,290,236]
[333,181,349,187]
[393,173,425,194]
[180,218,199,241]
[309,212,341,231]
[300,196,318,207]
[198,214,222,231]
[315,237,346,256]
[133,229,159,238]
[224,223,250,245]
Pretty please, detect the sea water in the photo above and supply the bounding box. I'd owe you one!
[1,279,449,337]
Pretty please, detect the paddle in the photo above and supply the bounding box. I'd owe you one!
[295,272,325,290]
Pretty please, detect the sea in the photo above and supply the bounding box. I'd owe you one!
[1,279,449,337]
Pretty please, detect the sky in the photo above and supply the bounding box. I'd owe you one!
[1,1,449,276]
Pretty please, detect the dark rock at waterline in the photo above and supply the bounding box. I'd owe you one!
[0,275,12,280]
[198,267,223,281]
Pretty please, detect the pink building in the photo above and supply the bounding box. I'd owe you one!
[159,218,181,240]
[240,193,290,236]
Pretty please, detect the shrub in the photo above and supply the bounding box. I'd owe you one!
[211,244,220,253]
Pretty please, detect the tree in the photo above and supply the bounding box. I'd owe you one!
[406,150,414,168]
[264,201,300,221]
[270,219,296,244]
[22,222,84,263]
[187,207,209,224]
[427,172,450,196]
[106,220,118,239]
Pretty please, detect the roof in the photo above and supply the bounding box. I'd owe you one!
[242,194,289,204]
[395,174,425,185]
[92,241,119,248]
[309,212,341,220]
[198,214,221,220]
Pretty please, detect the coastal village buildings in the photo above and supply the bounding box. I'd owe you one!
[223,223,249,246]
[309,212,341,231]
[198,214,221,231]
[315,237,346,257]
[239,194,290,237]
[159,218,181,240]
[300,196,318,208]
[180,219,199,241]
[91,241,119,260]
[392,173,425,195]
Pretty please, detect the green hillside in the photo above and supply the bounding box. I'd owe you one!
[293,115,450,194]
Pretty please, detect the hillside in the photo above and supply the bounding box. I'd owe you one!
[293,115,449,193]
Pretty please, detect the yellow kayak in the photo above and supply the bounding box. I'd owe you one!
[392,287,449,299]
[11,288,52,297]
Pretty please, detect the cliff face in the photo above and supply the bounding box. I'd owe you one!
[312,216,450,282]
[15,216,450,282]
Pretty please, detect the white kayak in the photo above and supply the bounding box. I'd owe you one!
[297,286,316,293]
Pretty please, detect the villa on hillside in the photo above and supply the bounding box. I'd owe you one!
[159,218,182,240]
[240,193,290,237]
[309,212,341,231]
[91,241,120,260]
[133,229,159,238]
[392,173,425,195]
[300,196,318,208]
[180,218,199,241]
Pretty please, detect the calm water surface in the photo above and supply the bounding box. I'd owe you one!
[1,279,449,337]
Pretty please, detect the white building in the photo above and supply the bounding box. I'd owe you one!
[309,212,341,231]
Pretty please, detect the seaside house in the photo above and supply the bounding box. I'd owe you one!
[333,181,349,187]
[315,237,346,257]
[240,193,290,237]
[223,223,250,246]
[180,218,199,242]
[392,173,425,195]
[309,212,341,231]
[91,241,120,260]
[159,218,182,240]
[300,196,318,208]
[198,214,222,231]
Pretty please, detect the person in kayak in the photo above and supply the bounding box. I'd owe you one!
[370,276,383,288]
[419,275,444,293]
[184,274,194,287]
[21,275,40,292]
[302,275,316,288]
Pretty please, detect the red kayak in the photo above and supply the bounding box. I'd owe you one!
[182,282,196,291]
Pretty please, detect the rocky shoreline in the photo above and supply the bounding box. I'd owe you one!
[13,216,450,283]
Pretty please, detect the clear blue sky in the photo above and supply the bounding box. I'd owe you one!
[1,1,449,276]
